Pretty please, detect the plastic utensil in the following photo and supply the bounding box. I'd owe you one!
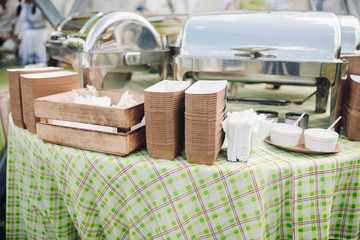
[327,116,342,130]
[293,112,306,127]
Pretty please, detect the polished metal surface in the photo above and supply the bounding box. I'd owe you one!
[339,15,360,54]
[57,12,99,36]
[79,12,104,35]
[147,14,188,47]
[46,12,170,89]
[174,11,348,121]
[80,12,169,88]
[46,13,99,73]
[47,12,100,56]
[178,11,342,61]
[84,12,163,52]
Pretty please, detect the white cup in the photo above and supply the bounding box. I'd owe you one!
[270,123,303,147]
[304,128,339,152]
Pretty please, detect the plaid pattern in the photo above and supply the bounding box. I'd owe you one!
[6,116,360,240]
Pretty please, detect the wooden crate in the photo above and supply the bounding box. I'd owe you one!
[36,122,145,156]
[34,89,145,156]
[35,89,144,129]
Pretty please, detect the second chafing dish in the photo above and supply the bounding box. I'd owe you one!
[47,12,171,89]
[174,11,348,122]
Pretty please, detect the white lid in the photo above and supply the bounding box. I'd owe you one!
[271,123,302,136]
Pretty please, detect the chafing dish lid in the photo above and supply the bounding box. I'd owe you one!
[339,15,360,53]
[178,11,343,62]
[49,12,102,49]
[84,12,163,53]
[56,12,101,36]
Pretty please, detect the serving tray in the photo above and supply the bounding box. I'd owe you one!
[265,134,341,154]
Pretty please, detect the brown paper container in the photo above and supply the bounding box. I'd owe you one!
[342,54,360,75]
[21,71,79,133]
[334,75,348,133]
[148,145,183,160]
[342,107,360,141]
[186,152,221,165]
[338,74,360,140]
[7,67,63,128]
[184,80,227,165]
[144,80,190,160]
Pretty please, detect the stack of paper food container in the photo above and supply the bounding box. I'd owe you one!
[20,71,79,133]
[144,80,191,159]
[7,67,63,128]
[342,74,360,140]
[185,80,227,165]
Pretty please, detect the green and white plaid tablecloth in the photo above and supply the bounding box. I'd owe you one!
[6,116,360,239]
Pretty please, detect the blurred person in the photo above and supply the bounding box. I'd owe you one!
[0,0,17,47]
[15,0,46,66]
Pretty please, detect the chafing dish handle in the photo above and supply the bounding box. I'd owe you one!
[230,46,277,58]
[123,51,170,65]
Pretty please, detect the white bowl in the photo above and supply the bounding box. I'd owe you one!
[304,128,339,152]
[270,123,303,147]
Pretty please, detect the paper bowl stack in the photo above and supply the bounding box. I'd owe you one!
[185,80,227,165]
[20,71,79,133]
[144,80,191,159]
[7,67,63,128]
[342,74,360,140]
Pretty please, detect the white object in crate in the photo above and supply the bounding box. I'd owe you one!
[54,87,141,133]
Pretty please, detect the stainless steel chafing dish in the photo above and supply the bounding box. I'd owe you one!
[174,11,348,121]
[309,0,360,18]
[47,12,170,89]
[338,15,360,75]
[47,12,101,69]
[339,15,360,54]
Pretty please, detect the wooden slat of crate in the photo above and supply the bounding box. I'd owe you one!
[34,90,144,128]
[36,123,146,156]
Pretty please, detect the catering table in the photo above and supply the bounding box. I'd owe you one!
[6,115,360,240]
